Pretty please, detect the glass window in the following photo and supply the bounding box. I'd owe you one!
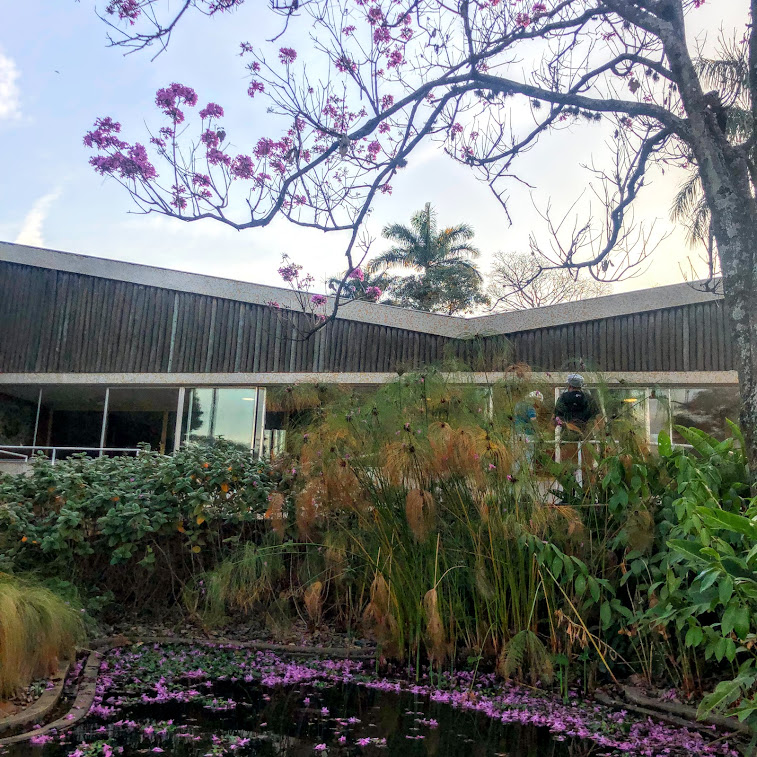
[604,388,648,430]
[105,388,180,454]
[184,388,213,444]
[183,388,263,452]
[648,389,671,445]
[670,386,741,443]
[214,389,258,448]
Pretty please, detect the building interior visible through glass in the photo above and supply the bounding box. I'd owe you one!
[0,384,741,460]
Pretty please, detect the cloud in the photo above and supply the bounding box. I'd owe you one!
[15,190,61,247]
[0,50,20,120]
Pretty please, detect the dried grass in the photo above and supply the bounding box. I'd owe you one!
[303,581,323,628]
[405,489,435,541]
[0,574,84,699]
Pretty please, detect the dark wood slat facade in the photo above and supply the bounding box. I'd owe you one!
[0,261,735,375]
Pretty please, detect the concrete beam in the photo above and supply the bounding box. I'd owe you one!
[0,371,739,387]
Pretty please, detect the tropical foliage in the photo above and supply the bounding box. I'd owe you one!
[367,203,488,314]
[671,38,753,252]
[2,371,756,739]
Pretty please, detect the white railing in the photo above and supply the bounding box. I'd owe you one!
[0,448,30,461]
[0,446,143,464]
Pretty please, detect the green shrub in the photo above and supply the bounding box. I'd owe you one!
[0,441,281,618]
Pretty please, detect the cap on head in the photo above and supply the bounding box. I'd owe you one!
[566,373,584,388]
[527,391,544,402]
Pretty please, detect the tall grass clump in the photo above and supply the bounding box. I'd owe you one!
[0,573,85,698]
[186,542,286,627]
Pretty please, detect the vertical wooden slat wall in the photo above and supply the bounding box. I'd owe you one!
[0,261,736,375]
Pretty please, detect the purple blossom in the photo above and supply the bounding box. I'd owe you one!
[105,0,140,23]
[230,154,255,179]
[154,82,198,123]
[254,138,275,158]
[247,81,265,98]
[201,130,220,148]
[199,102,224,120]
[89,143,157,182]
[84,117,128,150]
[207,147,231,166]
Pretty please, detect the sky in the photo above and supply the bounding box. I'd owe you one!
[0,1,749,301]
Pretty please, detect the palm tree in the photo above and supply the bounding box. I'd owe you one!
[368,203,487,314]
[671,38,752,276]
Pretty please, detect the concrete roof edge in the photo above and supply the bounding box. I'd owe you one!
[465,278,722,335]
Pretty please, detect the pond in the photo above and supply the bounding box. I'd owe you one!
[0,644,737,757]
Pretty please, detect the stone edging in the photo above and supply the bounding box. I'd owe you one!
[0,651,101,746]
[0,663,70,735]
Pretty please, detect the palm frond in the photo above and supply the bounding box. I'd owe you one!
[367,248,422,272]
[381,222,419,245]
[670,171,704,224]
[696,43,749,108]
[724,106,754,142]
[436,259,484,281]
[498,629,553,684]
[686,198,711,247]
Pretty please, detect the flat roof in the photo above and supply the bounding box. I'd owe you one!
[0,241,723,338]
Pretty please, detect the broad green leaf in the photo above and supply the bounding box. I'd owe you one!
[600,601,612,628]
[698,508,757,540]
[657,431,673,457]
[574,574,586,596]
[698,678,747,718]
[685,625,703,648]
[722,557,757,584]
[588,577,600,603]
[668,539,706,563]
[719,576,734,605]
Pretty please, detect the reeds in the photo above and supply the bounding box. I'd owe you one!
[259,366,653,683]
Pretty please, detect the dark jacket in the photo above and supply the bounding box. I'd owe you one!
[554,389,598,426]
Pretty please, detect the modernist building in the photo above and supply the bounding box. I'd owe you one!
[0,241,740,464]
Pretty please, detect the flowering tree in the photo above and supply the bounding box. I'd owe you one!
[88,0,757,469]
[271,255,382,337]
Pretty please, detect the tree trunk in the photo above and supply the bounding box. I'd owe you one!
[660,19,757,472]
[701,158,757,472]
[718,226,757,474]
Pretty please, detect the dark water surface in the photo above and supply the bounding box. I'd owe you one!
[6,681,582,757]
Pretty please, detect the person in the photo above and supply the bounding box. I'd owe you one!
[553,374,598,481]
[554,374,598,429]
[514,390,543,467]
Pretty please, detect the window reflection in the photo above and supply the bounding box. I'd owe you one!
[648,392,671,445]
[214,389,258,448]
[183,388,264,452]
[670,386,741,443]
